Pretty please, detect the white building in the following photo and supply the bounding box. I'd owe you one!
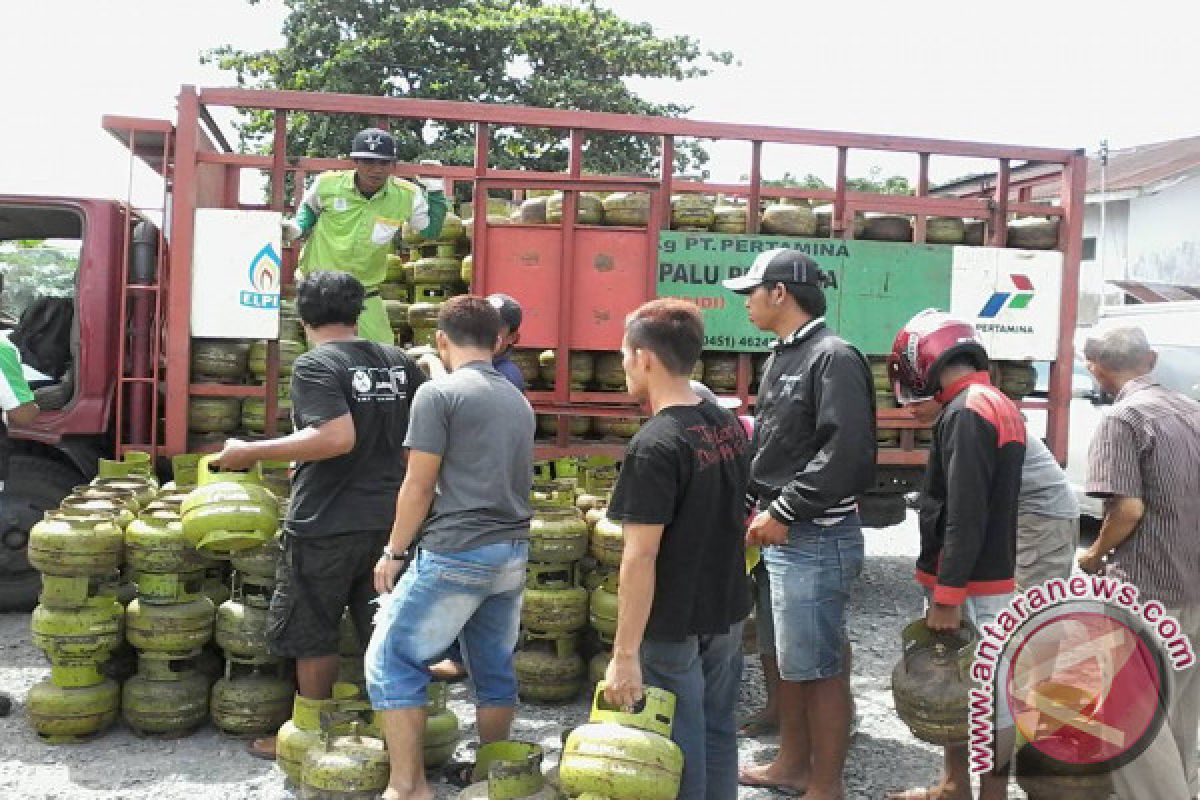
[936,136,1200,322]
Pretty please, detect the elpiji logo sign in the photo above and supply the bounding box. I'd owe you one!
[240,243,282,310]
[978,274,1035,318]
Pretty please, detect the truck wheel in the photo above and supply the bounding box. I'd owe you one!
[0,455,83,611]
[858,492,907,529]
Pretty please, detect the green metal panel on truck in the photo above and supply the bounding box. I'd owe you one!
[656,232,952,355]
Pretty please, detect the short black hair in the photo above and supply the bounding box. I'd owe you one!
[487,293,523,332]
[295,271,365,328]
[625,298,704,376]
[437,295,503,349]
[780,282,827,318]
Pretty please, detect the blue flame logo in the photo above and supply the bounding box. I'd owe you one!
[239,243,282,310]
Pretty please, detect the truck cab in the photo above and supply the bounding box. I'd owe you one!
[0,196,131,609]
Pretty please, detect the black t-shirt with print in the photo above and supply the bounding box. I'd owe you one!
[606,400,752,641]
[286,339,425,537]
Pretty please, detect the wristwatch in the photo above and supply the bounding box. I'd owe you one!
[381,546,406,561]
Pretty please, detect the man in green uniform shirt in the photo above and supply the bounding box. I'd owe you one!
[0,334,38,718]
[288,128,448,344]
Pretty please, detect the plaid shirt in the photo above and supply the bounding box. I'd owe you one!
[1087,376,1200,607]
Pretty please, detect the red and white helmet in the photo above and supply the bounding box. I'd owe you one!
[887,309,988,404]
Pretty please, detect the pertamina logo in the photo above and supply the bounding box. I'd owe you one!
[978,274,1035,318]
[239,243,282,310]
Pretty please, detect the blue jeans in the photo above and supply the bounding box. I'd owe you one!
[365,540,527,709]
[641,621,743,800]
[764,515,864,681]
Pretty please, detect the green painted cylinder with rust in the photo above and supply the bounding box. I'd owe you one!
[300,731,390,798]
[29,511,125,578]
[530,479,576,511]
[702,353,739,392]
[515,633,585,703]
[589,650,612,685]
[508,350,541,387]
[126,596,215,654]
[121,655,209,735]
[593,352,625,391]
[424,681,461,768]
[590,517,623,569]
[27,672,120,743]
[522,564,588,635]
[229,537,281,581]
[278,684,362,784]
[215,597,272,662]
[529,507,588,564]
[210,661,294,736]
[125,509,208,575]
[559,684,683,800]
[180,481,279,556]
[59,496,135,530]
[589,575,619,637]
[91,476,157,509]
[31,595,124,665]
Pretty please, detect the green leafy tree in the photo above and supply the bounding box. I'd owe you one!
[0,242,78,322]
[205,0,734,178]
[750,168,914,195]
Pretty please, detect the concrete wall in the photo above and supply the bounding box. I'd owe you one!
[1126,173,1200,285]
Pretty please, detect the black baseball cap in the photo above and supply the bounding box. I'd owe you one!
[350,128,397,161]
[487,293,523,331]
[722,248,830,294]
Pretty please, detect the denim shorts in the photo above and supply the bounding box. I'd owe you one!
[922,588,1016,731]
[764,515,864,681]
[365,540,527,710]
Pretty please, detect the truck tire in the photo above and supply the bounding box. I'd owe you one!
[858,492,907,529]
[0,455,83,611]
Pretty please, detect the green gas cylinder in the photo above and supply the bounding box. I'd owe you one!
[559,684,683,800]
[215,590,273,663]
[28,511,124,577]
[181,479,279,558]
[125,508,208,575]
[529,507,588,564]
[514,632,585,703]
[277,684,362,784]
[299,716,390,799]
[589,574,619,638]
[521,564,588,635]
[31,594,124,664]
[423,681,461,768]
[589,516,623,568]
[593,352,626,391]
[92,475,157,509]
[27,663,120,743]
[210,658,294,736]
[59,495,135,530]
[121,653,210,735]
[125,596,215,654]
[457,741,556,800]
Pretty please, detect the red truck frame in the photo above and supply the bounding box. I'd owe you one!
[102,86,1083,469]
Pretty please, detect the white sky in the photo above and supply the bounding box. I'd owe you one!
[2,0,1199,207]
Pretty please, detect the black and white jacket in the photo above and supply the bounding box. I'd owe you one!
[748,318,877,525]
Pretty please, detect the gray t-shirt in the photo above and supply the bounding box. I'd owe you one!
[405,360,535,552]
[1018,432,1078,519]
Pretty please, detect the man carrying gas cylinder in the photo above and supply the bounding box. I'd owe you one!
[602,298,752,800]
[284,127,448,344]
[885,310,1024,800]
